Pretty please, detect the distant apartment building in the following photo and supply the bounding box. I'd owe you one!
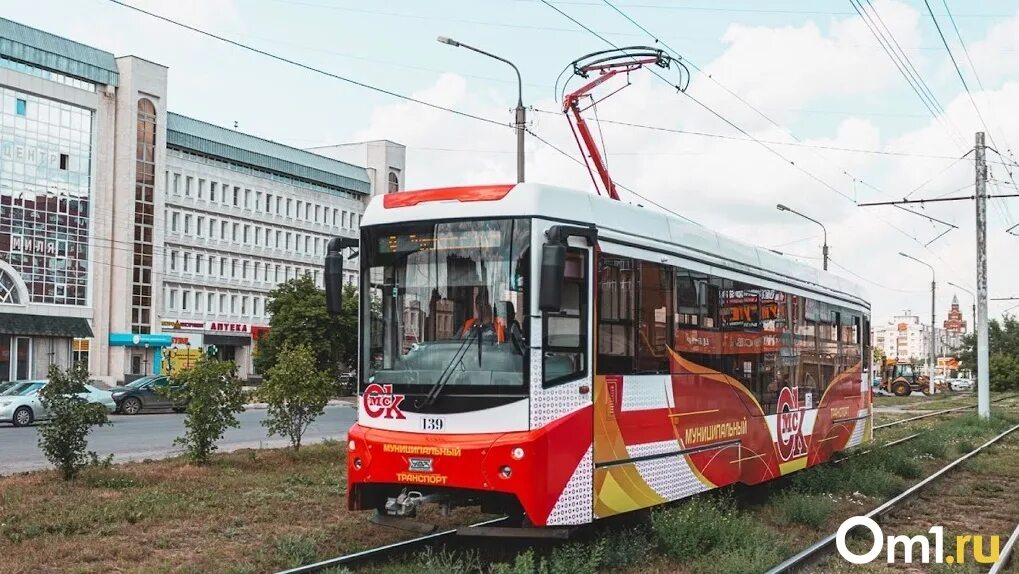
[871,310,953,364]
[0,17,405,384]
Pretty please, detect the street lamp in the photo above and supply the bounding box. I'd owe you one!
[776,204,828,271]
[438,36,525,183]
[947,281,976,339]
[900,252,936,394]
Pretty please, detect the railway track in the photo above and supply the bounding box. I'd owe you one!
[989,520,1019,574]
[766,421,1019,573]
[873,393,1018,430]
[274,516,508,574]
[277,400,1018,574]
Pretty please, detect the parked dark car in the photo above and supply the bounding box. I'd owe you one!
[109,375,186,414]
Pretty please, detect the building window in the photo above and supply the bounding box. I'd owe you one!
[170,250,178,271]
[15,98,26,116]
[342,211,348,228]
[182,290,190,311]
[184,214,192,234]
[0,269,21,304]
[332,208,338,225]
[232,223,239,242]
[266,193,272,212]
[198,179,206,199]
[207,294,215,313]
[183,252,191,272]
[210,181,217,201]
[233,187,240,206]
[244,189,251,209]
[231,295,237,314]
[169,289,178,310]
[241,296,248,315]
[59,154,69,170]
[219,294,227,313]
[72,338,90,367]
[171,212,179,232]
[244,225,250,244]
[185,176,192,197]
[388,171,400,193]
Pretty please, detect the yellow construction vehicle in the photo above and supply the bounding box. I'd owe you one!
[880,358,932,397]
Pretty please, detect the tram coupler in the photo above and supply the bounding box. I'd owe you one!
[382,489,438,518]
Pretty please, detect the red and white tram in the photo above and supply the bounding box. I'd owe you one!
[325,181,872,529]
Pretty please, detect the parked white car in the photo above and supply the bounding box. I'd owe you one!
[0,380,117,427]
[949,378,975,391]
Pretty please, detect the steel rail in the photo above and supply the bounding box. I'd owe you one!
[988,520,1019,574]
[873,394,1018,430]
[765,422,1019,573]
[274,516,508,574]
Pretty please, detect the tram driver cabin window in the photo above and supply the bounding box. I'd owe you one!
[543,249,587,386]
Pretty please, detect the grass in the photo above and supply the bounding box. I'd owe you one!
[0,441,480,574]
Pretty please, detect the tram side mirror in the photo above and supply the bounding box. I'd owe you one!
[325,237,358,315]
[539,242,567,313]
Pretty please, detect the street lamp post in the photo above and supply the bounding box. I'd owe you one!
[900,252,936,394]
[776,204,828,271]
[438,36,525,183]
[947,281,976,344]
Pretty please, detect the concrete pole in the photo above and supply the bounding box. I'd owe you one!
[516,102,526,183]
[930,278,937,394]
[976,132,990,418]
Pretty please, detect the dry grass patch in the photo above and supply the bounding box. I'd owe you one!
[0,441,480,573]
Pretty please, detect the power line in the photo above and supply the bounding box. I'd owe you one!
[541,0,858,204]
[533,108,963,161]
[828,258,927,294]
[936,0,1019,228]
[106,0,509,129]
[849,0,964,149]
[525,128,701,225]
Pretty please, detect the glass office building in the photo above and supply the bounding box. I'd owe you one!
[0,87,93,306]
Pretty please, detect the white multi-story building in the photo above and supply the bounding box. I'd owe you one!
[0,17,406,384]
[871,310,951,364]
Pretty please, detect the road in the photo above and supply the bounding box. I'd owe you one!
[0,404,357,475]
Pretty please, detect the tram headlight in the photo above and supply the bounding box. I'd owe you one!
[511,447,525,460]
[348,439,356,452]
[499,465,512,479]
[353,457,363,470]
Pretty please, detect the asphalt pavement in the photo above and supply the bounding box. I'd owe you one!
[0,404,357,475]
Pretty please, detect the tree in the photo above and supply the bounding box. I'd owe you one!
[253,275,358,384]
[259,343,334,451]
[167,357,246,465]
[37,362,110,480]
[955,314,1019,391]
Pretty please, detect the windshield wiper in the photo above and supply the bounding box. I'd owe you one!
[417,324,480,408]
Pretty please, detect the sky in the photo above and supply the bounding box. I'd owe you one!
[5,0,1019,327]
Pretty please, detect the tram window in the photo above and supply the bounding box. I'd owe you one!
[543,249,588,386]
[635,261,672,374]
[597,256,635,374]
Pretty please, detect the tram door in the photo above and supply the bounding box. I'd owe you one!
[536,234,596,526]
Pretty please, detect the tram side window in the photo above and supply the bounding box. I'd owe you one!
[597,256,635,374]
[636,261,673,374]
[543,249,588,385]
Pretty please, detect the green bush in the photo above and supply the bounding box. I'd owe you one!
[37,363,111,480]
[259,344,334,451]
[599,527,656,569]
[166,358,246,465]
[770,492,834,527]
[653,497,771,559]
[273,534,318,568]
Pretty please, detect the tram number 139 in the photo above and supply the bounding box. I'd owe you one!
[422,417,445,431]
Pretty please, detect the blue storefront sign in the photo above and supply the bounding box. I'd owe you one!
[108,333,173,374]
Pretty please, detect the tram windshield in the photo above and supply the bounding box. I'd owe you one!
[364,218,530,390]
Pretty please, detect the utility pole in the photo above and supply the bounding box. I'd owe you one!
[437,36,525,183]
[976,132,990,419]
[900,252,936,394]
